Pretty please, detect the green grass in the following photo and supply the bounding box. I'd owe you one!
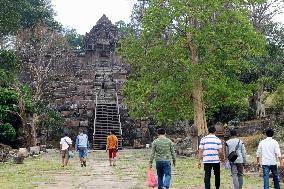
[113,149,264,189]
[0,155,62,189]
[0,149,271,189]
[0,152,80,189]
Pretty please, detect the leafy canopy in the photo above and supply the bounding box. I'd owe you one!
[120,0,265,123]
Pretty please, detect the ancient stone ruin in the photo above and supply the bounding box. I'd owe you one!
[45,15,128,149]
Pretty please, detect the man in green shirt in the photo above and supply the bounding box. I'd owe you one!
[149,128,176,189]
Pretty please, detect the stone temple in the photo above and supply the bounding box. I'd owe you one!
[45,15,129,149]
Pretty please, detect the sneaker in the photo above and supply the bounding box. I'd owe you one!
[81,163,83,167]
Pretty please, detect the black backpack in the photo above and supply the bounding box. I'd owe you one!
[226,140,240,162]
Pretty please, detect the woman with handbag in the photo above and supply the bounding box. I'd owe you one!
[60,132,73,167]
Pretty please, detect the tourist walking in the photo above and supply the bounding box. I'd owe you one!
[198,126,223,189]
[60,132,73,167]
[75,128,89,167]
[149,128,176,189]
[226,129,247,189]
[106,130,118,166]
[257,128,281,189]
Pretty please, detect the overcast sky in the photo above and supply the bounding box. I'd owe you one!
[51,0,284,35]
[51,0,135,34]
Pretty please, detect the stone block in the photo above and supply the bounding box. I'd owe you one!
[70,103,78,110]
[18,148,28,157]
[87,110,93,118]
[30,146,40,155]
[69,120,80,127]
[61,111,70,117]
[80,120,89,127]
[79,109,84,115]
[87,101,95,109]
[40,145,47,152]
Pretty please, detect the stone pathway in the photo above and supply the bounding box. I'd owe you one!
[38,151,141,189]
[34,149,269,189]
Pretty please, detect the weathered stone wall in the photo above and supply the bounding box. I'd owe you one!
[43,15,129,144]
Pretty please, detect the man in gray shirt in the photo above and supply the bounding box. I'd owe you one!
[226,129,247,189]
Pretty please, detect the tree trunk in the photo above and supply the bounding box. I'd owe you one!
[31,113,39,146]
[188,33,208,149]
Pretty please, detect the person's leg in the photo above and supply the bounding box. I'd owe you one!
[271,165,280,189]
[112,149,117,166]
[213,163,220,189]
[236,163,244,189]
[204,163,212,189]
[163,161,171,188]
[156,161,164,189]
[83,148,87,167]
[231,163,240,189]
[61,150,65,167]
[79,149,84,167]
[64,156,69,166]
[262,165,270,189]
[108,149,112,166]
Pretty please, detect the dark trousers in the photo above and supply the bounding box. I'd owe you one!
[262,165,280,189]
[156,161,171,189]
[204,163,220,189]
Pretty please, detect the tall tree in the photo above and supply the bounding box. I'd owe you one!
[120,0,265,143]
[16,25,71,145]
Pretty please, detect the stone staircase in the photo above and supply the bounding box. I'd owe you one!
[93,102,122,150]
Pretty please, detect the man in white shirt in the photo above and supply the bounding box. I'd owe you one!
[257,128,281,189]
[60,132,72,167]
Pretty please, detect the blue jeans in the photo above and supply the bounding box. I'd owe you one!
[156,161,171,189]
[78,147,87,158]
[262,165,280,189]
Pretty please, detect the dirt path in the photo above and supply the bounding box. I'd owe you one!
[37,151,141,189]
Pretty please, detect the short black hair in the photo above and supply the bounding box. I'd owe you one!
[64,132,68,136]
[208,126,216,134]
[266,128,274,137]
[110,130,116,135]
[157,128,166,135]
[230,129,237,136]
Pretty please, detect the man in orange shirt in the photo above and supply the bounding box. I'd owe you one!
[106,130,118,166]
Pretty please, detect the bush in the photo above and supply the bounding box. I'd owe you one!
[0,123,16,143]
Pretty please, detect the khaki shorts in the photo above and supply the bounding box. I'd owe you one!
[61,149,69,159]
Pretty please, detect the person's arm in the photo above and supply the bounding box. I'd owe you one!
[198,148,204,168]
[149,142,155,168]
[218,140,224,162]
[241,142,247,165]
[275,142,281,165]
[225,142,229,158]
[106,137,109,151]
[170,141,176,167]
[75,137,78,151]
[256,142,262,166]
[198,139,204,168]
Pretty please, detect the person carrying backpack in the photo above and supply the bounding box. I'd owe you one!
[226,129,247,189]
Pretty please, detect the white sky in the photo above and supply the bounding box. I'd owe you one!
[51,0,284,35]
[51,0,136,34]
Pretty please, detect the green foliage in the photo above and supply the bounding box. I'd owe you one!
[35,101,64,143]
[0,0,60,36]
[0,123,16,143]
[0,0,28,36]
[271,83,284,115]
[0,50,21,87]
[64,28,85,50]
[21,0,61,30]
[120,0,265,123]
